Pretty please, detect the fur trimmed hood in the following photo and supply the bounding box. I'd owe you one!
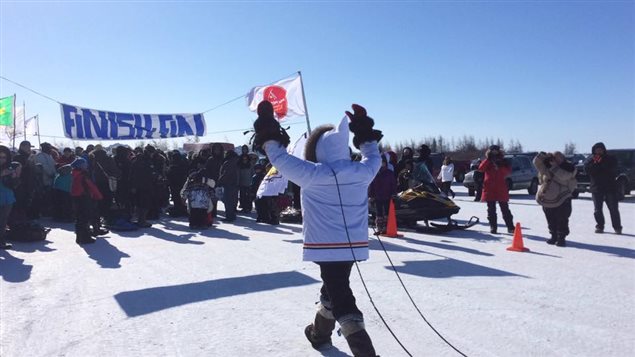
[304,117,350,164]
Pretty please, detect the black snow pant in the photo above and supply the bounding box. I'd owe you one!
[188,208,209,228]
[239,186,252,212]
[170,184,187,215]
[318,262,363,320]
[255,197,270,222]
[440,181,454,197]
[486,201,514,230]
[543,198,572,238]
[73,196,100,235]
[592,191,622,231]
[374,199,390,219]
[222,185,239,221]
[135,188,153,224]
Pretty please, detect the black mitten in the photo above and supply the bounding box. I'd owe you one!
[252,101,291,154]
[345,104,383,149]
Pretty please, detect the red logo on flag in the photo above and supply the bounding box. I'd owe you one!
[263,85,288,120]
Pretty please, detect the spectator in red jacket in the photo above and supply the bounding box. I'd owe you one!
[479,145,515,234]
[70,158,105,244]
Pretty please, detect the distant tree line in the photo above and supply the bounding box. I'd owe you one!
[379,135,526,160]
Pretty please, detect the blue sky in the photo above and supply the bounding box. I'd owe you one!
[1,1,633,153]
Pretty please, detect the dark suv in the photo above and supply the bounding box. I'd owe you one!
[463,154,539,195]
[575,149,635,200]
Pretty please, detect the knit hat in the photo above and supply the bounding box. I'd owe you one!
[257,100,274,118]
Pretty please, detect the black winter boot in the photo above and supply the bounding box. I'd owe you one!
[556,234,566,247]
[91,228,110,237]
[344,329,378,357]
[305,302,336,350]
[546,234,557,245]
[76,230,96,244]
[340,316,378,357]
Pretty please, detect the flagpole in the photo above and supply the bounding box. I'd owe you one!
[36,115,41,147]
[298,71,312,134]
[23,100,26,142]
[11,94,16,149]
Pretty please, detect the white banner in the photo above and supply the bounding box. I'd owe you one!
[246,74,306,121]
[257,133,307,198]
[60,103,206,140]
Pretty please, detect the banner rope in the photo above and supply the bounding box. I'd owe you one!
[0,76,62,104]
[0,71,303,139]
[1,70,300,115]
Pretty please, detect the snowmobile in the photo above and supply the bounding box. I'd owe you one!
[370,162,478,232]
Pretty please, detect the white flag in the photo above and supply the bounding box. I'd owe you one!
[246,74,306,121]
[257,133,307,198]
[25,115,38,136]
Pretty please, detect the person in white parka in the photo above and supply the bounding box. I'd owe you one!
[253,101,382,357]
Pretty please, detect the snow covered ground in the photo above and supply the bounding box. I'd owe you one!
[1,185,634,357]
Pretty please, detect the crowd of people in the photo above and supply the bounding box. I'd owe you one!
[0,140,285,248]
[0,139,625,251]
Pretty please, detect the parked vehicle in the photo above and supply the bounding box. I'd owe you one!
[463,154,539,196]
[566,154,587,165]
[574,149,635,200]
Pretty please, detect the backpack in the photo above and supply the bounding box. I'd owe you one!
[7,222,51,242]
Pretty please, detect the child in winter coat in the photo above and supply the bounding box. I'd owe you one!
[70,158,105,244]
[180,170,216,230]
[253,101,382,357]
[369,155,398,234]
[534,152,577,246]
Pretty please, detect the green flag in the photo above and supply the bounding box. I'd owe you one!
[0,95,15,126]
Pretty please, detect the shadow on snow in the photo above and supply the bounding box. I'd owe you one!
[81,238,131,269]
[388,258,529,279]
[523,234,635,259]
[0,250,33,283]
[114,270,319,317]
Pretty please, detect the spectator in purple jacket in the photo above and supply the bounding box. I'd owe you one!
[369,155,397,234]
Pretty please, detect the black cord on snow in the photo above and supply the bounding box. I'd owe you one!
[329,165,468,357]
[371,230,468,357]
[329,167,413,357]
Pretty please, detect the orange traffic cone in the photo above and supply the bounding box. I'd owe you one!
[507,222,529,252]
[381,199,403,238]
